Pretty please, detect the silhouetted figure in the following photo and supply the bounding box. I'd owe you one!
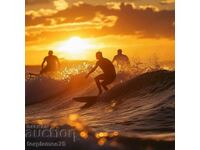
[40,50,60,74]
[86,52,116,95]
[112,49,130,69]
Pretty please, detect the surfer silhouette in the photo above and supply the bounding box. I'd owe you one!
[40,50,60,74]
[112,49,130,69]
[86,51,116,95]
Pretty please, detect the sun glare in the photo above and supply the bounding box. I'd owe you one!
[56,37,91,55]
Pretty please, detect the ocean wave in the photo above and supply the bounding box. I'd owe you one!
[26,70,175,143]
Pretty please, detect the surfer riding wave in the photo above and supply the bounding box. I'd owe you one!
[86,51,116,95]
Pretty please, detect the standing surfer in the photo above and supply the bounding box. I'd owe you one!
[112,49,130,70]
[86,51,116,95]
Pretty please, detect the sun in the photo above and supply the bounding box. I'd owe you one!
[56,37,91,55]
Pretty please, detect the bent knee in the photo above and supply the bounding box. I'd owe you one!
[94,77,100,83]
[95,75,103,80]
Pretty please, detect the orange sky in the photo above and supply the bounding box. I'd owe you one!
[26,0,175,65]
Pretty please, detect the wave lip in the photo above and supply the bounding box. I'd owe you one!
[101,70,175,101]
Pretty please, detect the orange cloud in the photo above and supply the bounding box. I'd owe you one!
[53,0,68,10]
[26,9,57,18]
[106,2,136,10]
[106,2,121,10]
[73,1,84,7]
[26,2,175,42]
[139,5,160,12]
[160,0,175,4]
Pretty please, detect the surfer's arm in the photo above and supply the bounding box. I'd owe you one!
[41,57,46,69]
[56,57,61,68]
[86,64,98,78]
[126,56,131,65]
[112,56,116,63]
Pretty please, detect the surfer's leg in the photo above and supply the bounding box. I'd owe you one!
[102,75,116,91]
[102,79,109,91]
[40,69,45,74]
[102,83,109,91]
[40,67,48,74]
[95,74,105,95]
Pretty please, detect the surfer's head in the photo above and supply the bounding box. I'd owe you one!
[48,50,53,56]
[118,49,122,55]
[96,51,103,60]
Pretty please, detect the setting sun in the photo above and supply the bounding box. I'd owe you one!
[56,37,91,55]
[25,0,175,65]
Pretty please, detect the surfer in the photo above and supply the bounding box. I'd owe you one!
[40,50,60,74]
[86,51,116,95]
[112,49,130,69]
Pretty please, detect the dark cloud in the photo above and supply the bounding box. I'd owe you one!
[102,3,174,38]
[26,0,53,6]
[26,2,174,40]
[26,3,117,26]
[25,15,50,26]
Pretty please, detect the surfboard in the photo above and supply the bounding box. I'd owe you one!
[73,96,99,109]
[73,96,98,102]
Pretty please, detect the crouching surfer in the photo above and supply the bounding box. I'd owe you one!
[86,51,116,95]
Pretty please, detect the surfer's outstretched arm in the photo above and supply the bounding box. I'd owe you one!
[86,64,98,78]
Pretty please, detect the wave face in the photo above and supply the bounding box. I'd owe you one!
[26,76,68,105]
[26,70,175,140]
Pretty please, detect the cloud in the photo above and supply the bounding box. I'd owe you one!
[26,0,69,16]
[53,0,68,10]
[106,2,136,10]
[139,5,160,12]
[125,2,136,9]
[160,0,175,5]
[27,14,117,33]
[93,13,118,28]
[73,1,84,7]
[26,2,175,42]
[26,0,52,6]
[106,2,121,10]
[104,3,174,38]
[26,9,57,18]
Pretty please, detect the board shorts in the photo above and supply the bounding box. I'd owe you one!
[95,73,116,85]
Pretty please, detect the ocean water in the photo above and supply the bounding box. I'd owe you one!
[25,64,175,149]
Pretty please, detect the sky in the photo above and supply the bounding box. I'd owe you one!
[25,0,175,65]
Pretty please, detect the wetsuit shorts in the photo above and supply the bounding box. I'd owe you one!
[95,73,116,85]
